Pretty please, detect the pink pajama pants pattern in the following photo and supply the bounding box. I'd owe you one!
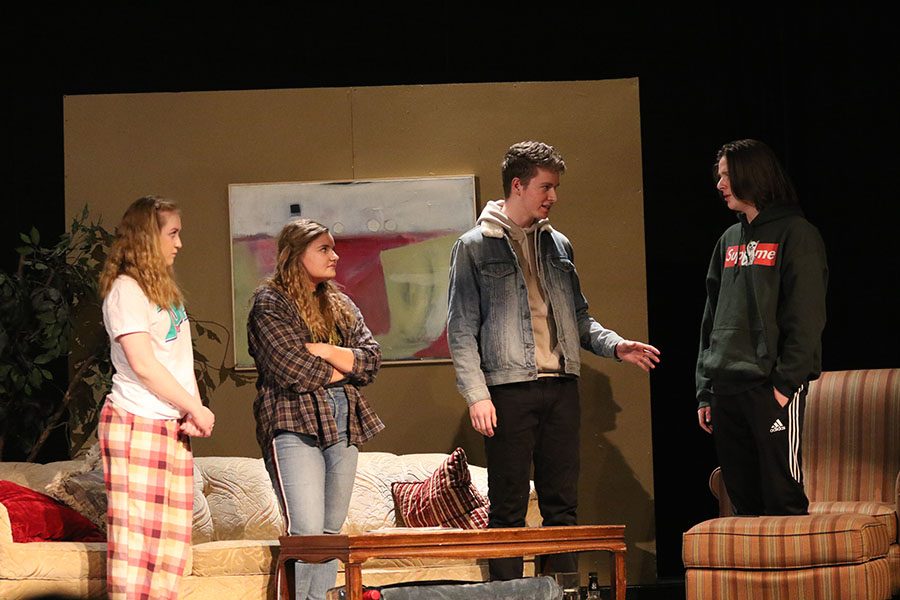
[99,400,193,600]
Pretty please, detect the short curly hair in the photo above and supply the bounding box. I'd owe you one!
[501,141,566,197]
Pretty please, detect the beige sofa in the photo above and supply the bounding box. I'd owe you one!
[1,451,538,599]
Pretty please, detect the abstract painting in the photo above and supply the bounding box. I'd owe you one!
[228,176,476,367]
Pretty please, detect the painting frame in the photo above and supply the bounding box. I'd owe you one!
[228,175,477,369]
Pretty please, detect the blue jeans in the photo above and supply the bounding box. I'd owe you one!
[266,388,358,600]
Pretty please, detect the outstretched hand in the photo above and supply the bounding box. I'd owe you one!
[615,340,661,372]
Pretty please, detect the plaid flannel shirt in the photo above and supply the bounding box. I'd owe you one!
[247,285,384,458]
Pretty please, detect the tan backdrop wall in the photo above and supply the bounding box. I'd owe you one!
[64,80,657,583]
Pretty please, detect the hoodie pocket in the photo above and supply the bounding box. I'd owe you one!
[704,326,769,381]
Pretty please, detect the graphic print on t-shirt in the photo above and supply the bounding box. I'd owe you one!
[724,242,779,268]
[158,305,188,343]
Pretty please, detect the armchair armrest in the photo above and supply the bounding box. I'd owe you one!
[709,467,734,517]
[895,471,900,543]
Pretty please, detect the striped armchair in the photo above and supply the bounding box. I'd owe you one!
[684,369,900,599]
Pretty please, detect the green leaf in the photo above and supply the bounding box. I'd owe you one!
[41,368,53,380]
[29,368,44,388]
[15,246,33,255]
[33,352,57,364]
[19,233,31,244]
[37,312,57,324]
[30,227,40,245]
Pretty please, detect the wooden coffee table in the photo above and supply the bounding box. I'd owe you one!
[278,525,626,600]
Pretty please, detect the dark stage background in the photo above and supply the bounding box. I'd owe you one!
[4,5,898,584]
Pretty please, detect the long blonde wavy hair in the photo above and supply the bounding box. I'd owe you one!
[99,196,184,308]
[265,218,356,342]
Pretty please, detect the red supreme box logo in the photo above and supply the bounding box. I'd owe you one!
[724,242,779,268]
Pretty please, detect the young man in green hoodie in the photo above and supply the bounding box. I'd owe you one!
[448,141,660,580]
[696,138,828,516]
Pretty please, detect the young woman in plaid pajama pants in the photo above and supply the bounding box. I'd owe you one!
[247,218,384,600]
[98,196,216,599]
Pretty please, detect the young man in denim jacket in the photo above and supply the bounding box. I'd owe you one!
[447,140,660,580]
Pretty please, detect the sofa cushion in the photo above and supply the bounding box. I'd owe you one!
[346,452,419,534]
[44,468,107,531]
[193,456,283,541]
[0,539,106,579]
[190,461,215,544]
[391,448,489,529]
[44,441,106,532]
[0,460,84,492]
[803,369,900,506]
[188,539,279,577]
[0,481,105,543]
[683,514,891,570]
[43,454,220,545]
[809,500,898,541]
[685,559,893,600]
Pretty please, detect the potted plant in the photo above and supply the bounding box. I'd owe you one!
[0,207,252,462]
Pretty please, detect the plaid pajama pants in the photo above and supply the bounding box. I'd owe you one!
[99,399,193,600]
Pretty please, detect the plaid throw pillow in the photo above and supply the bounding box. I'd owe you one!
[391,447,489,529]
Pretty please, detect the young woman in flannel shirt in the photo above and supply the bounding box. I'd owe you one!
[248,218,384,600]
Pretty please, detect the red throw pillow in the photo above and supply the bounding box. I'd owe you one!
[391,447,489,529]
[0,480,105,542]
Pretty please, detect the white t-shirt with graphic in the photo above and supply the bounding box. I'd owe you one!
[102,275,195,419]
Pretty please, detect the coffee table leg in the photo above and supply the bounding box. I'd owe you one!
[280,559,295,599]
[345,562,364,600]
[609,550,626,600]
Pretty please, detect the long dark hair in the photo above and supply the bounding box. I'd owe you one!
[715,139,798,211]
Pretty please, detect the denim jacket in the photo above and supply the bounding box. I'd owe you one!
[447,220,624,405]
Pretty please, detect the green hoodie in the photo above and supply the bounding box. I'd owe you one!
[696,205,828,407]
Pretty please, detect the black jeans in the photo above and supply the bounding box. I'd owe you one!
[484,378,580,580]
[711,382,809,516]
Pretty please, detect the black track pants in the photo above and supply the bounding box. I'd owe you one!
[711,383,809,516]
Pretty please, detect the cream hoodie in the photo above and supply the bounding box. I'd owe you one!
[477,200,564,374]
